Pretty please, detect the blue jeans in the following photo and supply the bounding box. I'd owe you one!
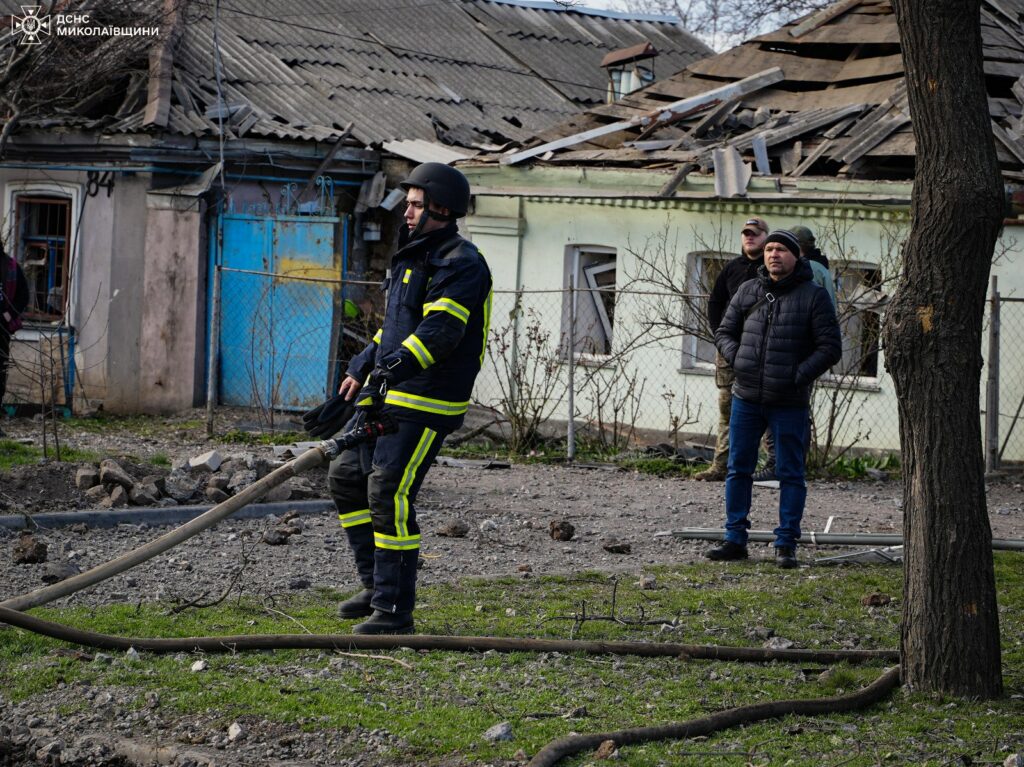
[724,396,808,548]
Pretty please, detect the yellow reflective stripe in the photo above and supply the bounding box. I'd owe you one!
[355,396,374,407]
[479,289,492,366]
[372,328,382,344]
[384,390,469,416]
[403,268,412,284]
[402,334,435,368]
[374,532,421,550]
[423,297,470,324]
[393,427,436,540]
[338,510,371,528]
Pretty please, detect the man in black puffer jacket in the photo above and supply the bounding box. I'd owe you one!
[707,230,841,569]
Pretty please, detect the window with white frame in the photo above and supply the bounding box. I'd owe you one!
[564,247,616,358]
[13,195,72,321]
[682,250,730,369]
[832,262,884,379]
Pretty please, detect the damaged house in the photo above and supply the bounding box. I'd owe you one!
[460,0,1024,459]
[0,0,709,414]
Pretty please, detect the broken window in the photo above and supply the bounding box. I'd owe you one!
[682,250,728,369]
[608,65,655,101]
[565,247,616,358]
[13,195,71,321]
[832,263,884,379]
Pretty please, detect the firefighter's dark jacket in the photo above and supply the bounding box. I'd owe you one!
[347,223,492,430]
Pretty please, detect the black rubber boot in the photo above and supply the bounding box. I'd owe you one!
[337,588,374,619]
[705,541,749,561]
[775,546,799,569]
[353,610,415,635]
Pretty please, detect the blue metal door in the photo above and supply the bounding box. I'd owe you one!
[213,212,346,410]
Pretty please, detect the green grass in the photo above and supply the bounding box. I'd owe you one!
[0,439,100,469]
[2,555,1023,765]
[220,428,305,446]
[64,415,205,438]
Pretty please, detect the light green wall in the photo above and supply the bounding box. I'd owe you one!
[464,165,1024,459]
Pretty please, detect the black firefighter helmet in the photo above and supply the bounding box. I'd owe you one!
[399,162,471,219]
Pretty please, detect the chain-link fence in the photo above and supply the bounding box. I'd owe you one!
[204,265,1024,465]
[985,288,1024,470]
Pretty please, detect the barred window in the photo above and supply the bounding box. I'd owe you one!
[14,195,71,321]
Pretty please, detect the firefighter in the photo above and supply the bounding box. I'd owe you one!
[326,163,491,635]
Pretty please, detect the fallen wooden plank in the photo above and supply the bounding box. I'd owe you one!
[840,114,911,164]
[790,0,863,38]
[500,67,785,166]
[690,96,741,139]
[657,162,701,197]
[790,138,835,176]
[756,21,899,45]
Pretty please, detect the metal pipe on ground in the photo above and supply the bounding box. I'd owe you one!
[660,528,1024,551]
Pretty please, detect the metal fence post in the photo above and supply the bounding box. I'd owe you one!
[566,280,576,462]
[205,211,224,437]
[985,275,1000,473]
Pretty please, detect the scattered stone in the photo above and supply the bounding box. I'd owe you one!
[764,636,796,650]
[264,484,292,503]
[98,459,134,490]
[69,522,89,534]
[35,740,64,762]
[438,520,470,538]
[593,739,618,759]
[483,721,513,743]
[227,722,246,742]
[84,485,108,504]
[129,480,161,506]
[107,485,130,508]
[479,518,499,532]
[517,563,533,573]
[227,470,258,494]
[124,647,140,661]
[190,659,208,673]
[549,519,575,541]
[145,691,160,708]
[205,487,231,504]
[188,449,223,473]
[861,592,891,607]
[1004,754,1023,767]
[746,626,774,641]
[514,748,528,762]
[13,532,47,564]
[288,577,311,590]
[602,538,631,554]
[92,691,113,708]
[207,474,230,491]
[287,477,318,499]
[262,528,290,546]
[164,473,202,503]
[865,468,888,481]
[638,575,657,590]
[74,466,100,490]
[41,561,81,584]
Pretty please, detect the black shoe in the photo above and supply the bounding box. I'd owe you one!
[353,610,415,635]
[752,463,776,482]
[775,546,798,569]
[706,541,748,561]
[337,588,374,619]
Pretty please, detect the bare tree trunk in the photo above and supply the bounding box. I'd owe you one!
[884,0,1003,697]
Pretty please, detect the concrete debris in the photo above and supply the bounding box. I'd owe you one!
[593,739,618,759]
[638,575,657,590]
[861,592,891,607]
[41,561,81,584]
[190,659,208,672]
[482,721,513,743]
[74,467,99,490]
[204,487,230,504]
[601,537,631,554]
[227,722,245,742]
[262,528,291,545]
[98,459,134,491]
[106,485,129,508]
[763,636,796,650]
[264,483,292,503]
[188,450,223,473]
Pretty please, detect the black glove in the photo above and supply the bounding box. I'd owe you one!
[302,393,355,439]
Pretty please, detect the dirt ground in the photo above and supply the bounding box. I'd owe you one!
[2,410,1024,766]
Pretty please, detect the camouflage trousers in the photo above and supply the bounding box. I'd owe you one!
[711,353,735,472]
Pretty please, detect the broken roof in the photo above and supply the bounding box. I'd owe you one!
[0,0,711,152]
[488,0,1024,182]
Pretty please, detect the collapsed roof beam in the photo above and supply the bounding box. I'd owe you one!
[500,67,785,166]
[789,0,862,39]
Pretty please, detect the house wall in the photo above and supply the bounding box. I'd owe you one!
[0,168,148,412]
[463,165,1024,459]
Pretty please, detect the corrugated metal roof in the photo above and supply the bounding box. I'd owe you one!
[482,0,1024,181]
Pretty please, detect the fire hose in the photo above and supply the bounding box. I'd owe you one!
[0,415,901,766]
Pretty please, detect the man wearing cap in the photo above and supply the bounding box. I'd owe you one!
[321,162,492,634]
[707,229,841,568]
[695,216,769,481]
[753,225,836,480]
